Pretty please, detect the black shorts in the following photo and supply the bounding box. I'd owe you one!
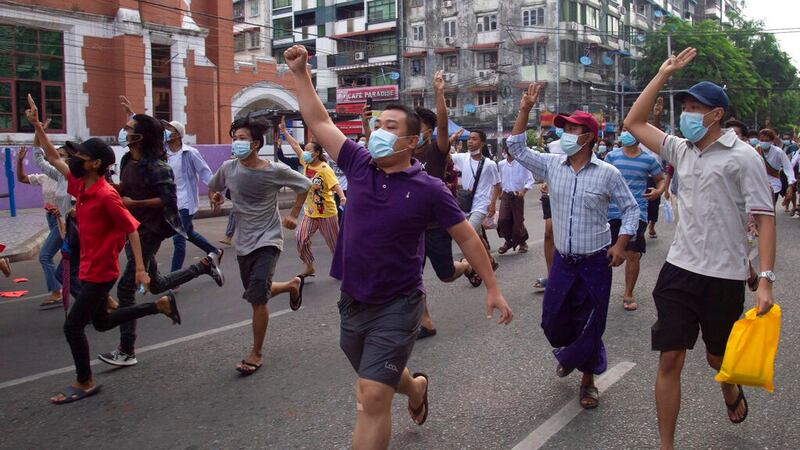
[609,219,647,253]
[541,194,552,220]
[338,289,425,387]
[651,262,745,357]
[237,246,280,305]
[424,226,455,280]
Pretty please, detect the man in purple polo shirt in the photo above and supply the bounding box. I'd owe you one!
[284,45,513,449]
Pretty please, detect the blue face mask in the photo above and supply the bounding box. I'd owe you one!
[232,140,253,160]
[163,129,170,143]
[560,133,584,156]
[749,138,759,146]
[367,128,399,159]
[783,140,791,147]
[598,145,607,153]
[620,131,637,147]
[368,117,377,131]
[118,128,129,148]
[612,146,621,152]
[555,127,564,138]
[679,111,710,143]
[302,150,314,164]
[759,141,771,150]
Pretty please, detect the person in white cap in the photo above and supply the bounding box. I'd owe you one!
[163,120,223,273]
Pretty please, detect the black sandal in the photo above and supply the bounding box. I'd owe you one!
[165,292,181,325]
[461,258,482,287]
[417,326,437,340]
[51,384,102,405]
[725,384,749,424]
[579,385,599,409]
[408,372,430,426]
[236,360,262,376]
[290,275,306,311]
[556,364,574,378]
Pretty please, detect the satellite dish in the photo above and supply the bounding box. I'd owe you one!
[602,54,614,65]
[464,103,476,114]
[389,71,400,80]
[580,56,592,66]
[654,10,663,18]
[637,34,646,43]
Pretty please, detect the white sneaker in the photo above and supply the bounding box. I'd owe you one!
[98,349,138,366]
[206,250,225,287]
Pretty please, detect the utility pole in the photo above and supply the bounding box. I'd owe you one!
[555,0,561,113]
[667,33,675,134]
[614,53,620,125]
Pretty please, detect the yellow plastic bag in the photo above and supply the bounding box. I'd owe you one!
[715,305,781,393]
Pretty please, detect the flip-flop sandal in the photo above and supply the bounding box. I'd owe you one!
[165,292,181,325]
[556,364,574,378]
[0,257,10,277]
[579,385,599,409]
[40,298,63,310]
[236,360,263,376]
[408,372,430,426]
[649,231,658,238]
[533,277,547,290]
[623,298,638,311]
[290,275,306,311]
[51,384,102,405]
[725,384,749,424]
[460,258,482,288]
[417,326,437,340]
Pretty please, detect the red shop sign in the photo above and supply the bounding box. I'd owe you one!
[336,85,399,104]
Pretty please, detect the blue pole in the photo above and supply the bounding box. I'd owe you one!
[4,147,15,217]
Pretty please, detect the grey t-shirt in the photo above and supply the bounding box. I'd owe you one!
[209,159,310,256]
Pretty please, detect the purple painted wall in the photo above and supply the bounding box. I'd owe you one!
[0,145,257,212]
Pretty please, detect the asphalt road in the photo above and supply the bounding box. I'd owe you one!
[1,197,798,449]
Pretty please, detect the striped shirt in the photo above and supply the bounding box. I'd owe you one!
[604,148,662,221]
[507,133,639,255]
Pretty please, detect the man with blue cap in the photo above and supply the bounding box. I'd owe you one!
[624,48,776,448]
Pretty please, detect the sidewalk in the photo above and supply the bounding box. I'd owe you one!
[0,191,298,262]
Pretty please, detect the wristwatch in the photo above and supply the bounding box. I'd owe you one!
[759,271,777,283]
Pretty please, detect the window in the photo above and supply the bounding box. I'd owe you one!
[606,15,620,38]
[273,0,292,8]
[560,40,578,63]
[522,44,546,65]
[580,5,599,28]
[477,51,497,69]
[445,95,457,109]
[411,58,425,76]
[443,54,458,72]
[248,31,261,49]
[370,34,397,56]
[234,33,246,52]
[412,24,425,41]
[273,17,293,39]
[476,92,497,106]
[522,8,545,26]
[249,0,259,17]
[151,44,172,121]
[412,95,424,108]
[233,0,245,22]
[411,0,424,6]
[443,20,457,38]
[368,0,396,23]
[477,14,497,32]
[635,0,646,15]
[0,25,66,132]
[273,49,286,64]
[560,0,578,22]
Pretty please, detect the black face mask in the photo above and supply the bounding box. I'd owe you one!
[67,157,87,178]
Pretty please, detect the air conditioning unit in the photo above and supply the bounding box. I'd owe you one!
[619,6,626,15]
[444,73,455,82]
[478,70,491,78]
[354,51,366,61]
[444,37,456,45]
[565,22,580,31]
[443,0,454,7]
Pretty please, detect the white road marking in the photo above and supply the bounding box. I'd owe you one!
[511,361,636,450]
[0,308,293,390]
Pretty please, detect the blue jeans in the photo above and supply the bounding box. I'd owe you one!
[225,210,236,238]
[40,213,63,292]
[171,209,219,272]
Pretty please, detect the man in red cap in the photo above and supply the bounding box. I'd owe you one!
[508,84,639,409]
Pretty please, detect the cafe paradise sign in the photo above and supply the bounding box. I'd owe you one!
[336,85,399,104]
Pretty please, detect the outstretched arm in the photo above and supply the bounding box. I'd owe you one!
[25,94,68,177]
[507,84,548,180]
[15,147,30,184]
[284,45,346,162]
[433,70,450,154]
[624,48,697,154]
[279,117,304,158]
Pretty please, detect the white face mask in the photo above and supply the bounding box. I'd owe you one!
[470,149,482,156]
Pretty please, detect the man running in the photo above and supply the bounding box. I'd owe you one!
[509,84,639,409]
[284,44,512,450]
[605,129,667,311]
[497,147,534,254]
[163,120,222,273]
[99,108,224,367]
[208,115,309,375]
[624,48,776,448]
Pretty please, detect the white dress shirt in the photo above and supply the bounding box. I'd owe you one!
[498,159,534,193]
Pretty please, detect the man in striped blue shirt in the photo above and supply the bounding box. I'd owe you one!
[508,84,639,409]
[605,128,667,311]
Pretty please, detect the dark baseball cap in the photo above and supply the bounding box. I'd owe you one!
[675,81,729,109]
[64,138,116,167]
[553,111,599,138]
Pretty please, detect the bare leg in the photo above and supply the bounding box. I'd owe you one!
[656,350,686,450]
[579,372,597,408]
[353,378,396,450]
[239,303,268,369]
[623,251,641,302]
[544,219,554,273]
[420,304,435,330]
[271,277,300,297]
[706,352,747,422]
